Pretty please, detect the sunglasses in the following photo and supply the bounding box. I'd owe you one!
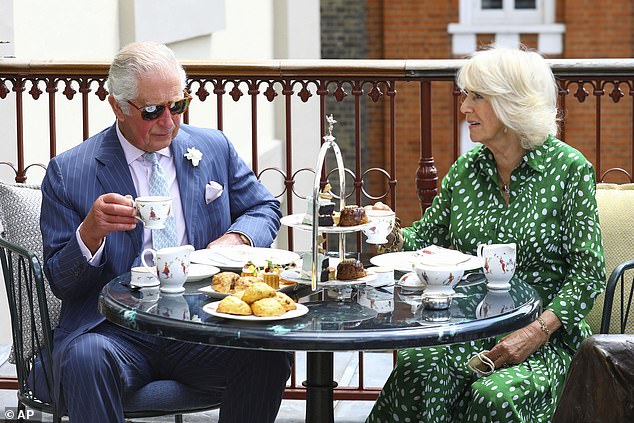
[127,91,192,121]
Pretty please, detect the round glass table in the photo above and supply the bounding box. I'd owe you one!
[99,273,541,423]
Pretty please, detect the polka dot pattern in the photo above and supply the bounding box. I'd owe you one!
[367,137,605,422]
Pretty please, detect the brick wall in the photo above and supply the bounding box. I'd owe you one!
[323,0,634,226]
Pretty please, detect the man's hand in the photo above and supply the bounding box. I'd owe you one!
[80,193,137,254]
[207,232,250,248]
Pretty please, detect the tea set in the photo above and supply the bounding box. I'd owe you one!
[397,243,517,311]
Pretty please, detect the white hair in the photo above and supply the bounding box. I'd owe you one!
[456,45,559,149]
[106,41,187,114]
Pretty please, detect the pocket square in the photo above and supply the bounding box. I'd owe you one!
[205,181,224,204]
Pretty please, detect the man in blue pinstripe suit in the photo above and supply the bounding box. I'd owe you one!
[40,41,291,422]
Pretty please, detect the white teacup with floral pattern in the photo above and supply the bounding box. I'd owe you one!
[363,209,396,244]
[134,196,172,229]
[477,243,516,290]
[142,245,195,293]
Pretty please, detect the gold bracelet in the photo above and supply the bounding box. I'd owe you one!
[536,316,551,340]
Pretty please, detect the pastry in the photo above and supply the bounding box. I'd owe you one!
[275,291,297,311]
[336,258,367,280]
[241,261,258,277]
[242,281,277,304]
[262,272,280,289]
[251,297,286,317]
[216,295,252,315]
[338,205,369,226]
[211,272,240,293]
[235,276,259,291]
[302,183,336,226]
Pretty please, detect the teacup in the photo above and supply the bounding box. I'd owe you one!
[358,287,394,314]
[413,262,464,295]
[475,290,515,319]
[142,245,195,293]
[366,266,394,287]
[130,266,159,288]
[154,292,190,320]
[135,196,172,229]
[363,209,396,244]
[477,243,516,290]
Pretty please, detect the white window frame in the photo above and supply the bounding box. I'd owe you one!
[473,0,542,25]
[448,0,564,55]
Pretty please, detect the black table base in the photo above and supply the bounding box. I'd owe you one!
[304,352,338,423]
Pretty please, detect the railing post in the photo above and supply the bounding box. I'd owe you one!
[416,80,438,212]
[13,77,25,183]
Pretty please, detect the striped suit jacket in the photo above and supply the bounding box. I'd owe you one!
[40,123,282,403]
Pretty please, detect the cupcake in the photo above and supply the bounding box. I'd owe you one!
[241,260,258,277]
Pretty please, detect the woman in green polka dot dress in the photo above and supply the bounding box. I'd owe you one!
[366,46,605,423]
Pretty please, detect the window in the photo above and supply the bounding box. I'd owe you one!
[447,0,564,55]
[471,0,541,25]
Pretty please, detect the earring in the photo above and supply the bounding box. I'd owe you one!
[503,127,508,134]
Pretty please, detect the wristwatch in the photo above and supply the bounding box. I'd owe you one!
[233,232,251,246]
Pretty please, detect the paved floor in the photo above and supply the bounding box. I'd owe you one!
[0,350,392,422]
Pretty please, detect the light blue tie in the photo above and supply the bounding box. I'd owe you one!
[144,152,178,249]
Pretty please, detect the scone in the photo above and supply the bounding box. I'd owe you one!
[211,272,240,293]
[241,281,277,304]
[235,276,259,291]
[216,295,252,315]
[275,291,297,311]
[251,297,286,317]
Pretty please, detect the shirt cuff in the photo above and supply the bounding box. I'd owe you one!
[76,223,105,266]
[230,231,252,246]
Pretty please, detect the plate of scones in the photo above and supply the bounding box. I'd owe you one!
[203,281,309,321]
[199,259,298,298]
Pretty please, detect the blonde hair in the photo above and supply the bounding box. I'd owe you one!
[456,45,559,149]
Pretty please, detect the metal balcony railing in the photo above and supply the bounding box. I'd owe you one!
[1,58,634,400]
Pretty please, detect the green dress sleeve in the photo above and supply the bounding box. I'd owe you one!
[545,160,605,332]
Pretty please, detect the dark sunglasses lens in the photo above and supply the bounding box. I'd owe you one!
[169,98,190,115]
[141,105,165,121]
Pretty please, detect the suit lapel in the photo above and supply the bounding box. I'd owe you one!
[95,124,143,254]
[171,131,199,247]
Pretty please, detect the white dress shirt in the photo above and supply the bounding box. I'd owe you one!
[77,123,188,263]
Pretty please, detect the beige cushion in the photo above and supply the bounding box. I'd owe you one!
[588,183,634,334]
[0,182,61,363]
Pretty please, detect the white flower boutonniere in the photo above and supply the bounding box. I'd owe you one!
[184,147,203,167]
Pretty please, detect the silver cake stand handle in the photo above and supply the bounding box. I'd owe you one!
[310,118,346,290]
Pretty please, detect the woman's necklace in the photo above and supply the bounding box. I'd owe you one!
[501,182,510,198]
[499,175,511,199]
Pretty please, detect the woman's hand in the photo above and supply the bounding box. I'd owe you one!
[485,310,561,369]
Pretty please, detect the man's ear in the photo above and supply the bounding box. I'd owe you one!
[108,95,126,121]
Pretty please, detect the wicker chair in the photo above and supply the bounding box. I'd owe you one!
[0,182,222,422]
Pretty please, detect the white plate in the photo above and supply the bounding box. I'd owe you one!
[190,246,300,270]
[281,213,374,234]
[280,269,377,287]
[186,263,220,282]
[197,281,297,298]
[203,301,309,321]
[370,251,483,273]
